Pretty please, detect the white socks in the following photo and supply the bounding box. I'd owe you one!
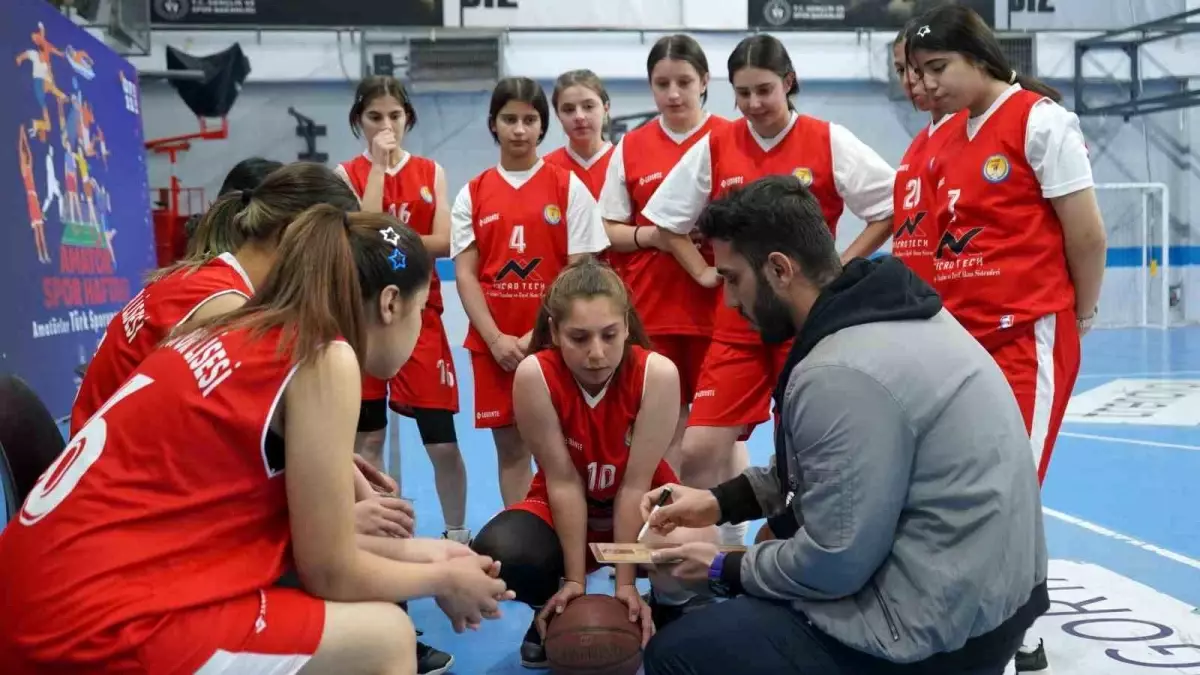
[718,521,748,547]
[444,527,471,544]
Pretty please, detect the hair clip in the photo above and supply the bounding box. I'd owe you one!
[380,227,401,246]
[916,25,931,37]
[388,249,407,270]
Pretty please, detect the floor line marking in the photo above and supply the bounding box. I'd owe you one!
[1060,431,1200,451]
[1075,370,1200,379]
[1043,507,1200,572]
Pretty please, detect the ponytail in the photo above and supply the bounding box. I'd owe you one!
[182,204,363,366]
[146,191,246,283]
[1015,72,1062,103]
[146,161,359,284]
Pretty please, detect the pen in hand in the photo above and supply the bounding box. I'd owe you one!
[637,487,673,543]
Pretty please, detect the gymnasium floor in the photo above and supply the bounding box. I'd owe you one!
[393,324,1200,674]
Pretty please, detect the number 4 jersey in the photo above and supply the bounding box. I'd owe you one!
[0,325,303,668]
[513,345,677,535]
[449,160,609,355]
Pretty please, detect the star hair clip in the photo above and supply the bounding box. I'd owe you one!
[380,227,402,246]
[916,25,931,37]
[379,227,407,270]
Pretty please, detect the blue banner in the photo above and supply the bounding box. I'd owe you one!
[0,0,154,419]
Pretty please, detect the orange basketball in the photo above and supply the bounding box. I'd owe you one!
[543,594,643,675]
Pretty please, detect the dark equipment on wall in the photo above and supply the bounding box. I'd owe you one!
[287,108,329,164]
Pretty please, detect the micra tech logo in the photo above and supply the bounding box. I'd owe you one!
[496,258,542,281]
[935,227,984,258]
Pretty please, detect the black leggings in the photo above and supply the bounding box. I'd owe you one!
[357,401,458,446]
[471,509,565,607]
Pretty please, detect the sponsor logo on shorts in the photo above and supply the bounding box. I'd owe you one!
[694,388,716,398]
[476,410,501,420]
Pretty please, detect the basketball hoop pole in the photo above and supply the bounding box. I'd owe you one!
[145,117,228,225]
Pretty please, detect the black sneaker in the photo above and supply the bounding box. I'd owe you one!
[1015,639,1050,672]
[416,640,454,675]
[519,615,548,669]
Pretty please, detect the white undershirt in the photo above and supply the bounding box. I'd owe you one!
[966,83,1094,199]
[640,112,897,234]
[449,160,610,259]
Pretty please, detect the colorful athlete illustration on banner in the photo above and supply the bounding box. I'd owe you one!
[14,20,114,264]
[2,0,155,421]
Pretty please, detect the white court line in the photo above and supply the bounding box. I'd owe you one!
[1043,507,1200,572]
[1076,370,1200,379]
[1060,431,1200,451]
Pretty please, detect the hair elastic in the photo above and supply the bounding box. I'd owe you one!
[240,189,253,205]
[1009,70,1018,84]
[343,212,353,231]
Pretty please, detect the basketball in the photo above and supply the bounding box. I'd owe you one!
[544,594,643,675]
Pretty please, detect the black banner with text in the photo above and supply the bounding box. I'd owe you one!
[749,0,995,29]
[152,0,443,27]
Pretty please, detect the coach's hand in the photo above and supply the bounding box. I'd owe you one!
[489,333,525,372]
[650,542,720,591]
[641,484,721,535]
[354,495,415,538]
[436,555,514,633]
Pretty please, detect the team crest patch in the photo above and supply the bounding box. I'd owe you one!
[982,154,1011,183]
[543,204,562,225]
[419,185,433,203]
[792,167,813,186]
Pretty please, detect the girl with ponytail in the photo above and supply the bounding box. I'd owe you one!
[471,257,716,668]
[0,207,513,675]
[906,6,1108,668]
[72,161,358,434]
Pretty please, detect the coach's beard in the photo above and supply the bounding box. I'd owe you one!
[750,276,796,345]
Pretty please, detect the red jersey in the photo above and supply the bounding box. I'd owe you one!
[339,153,444,312]
[0,325,303,667]
[892,115,955,286]
[545,144,613,198]
[604,116,727,337]
[70,253,253,435]
[459,163,573,354]
[529,345,671,530]
[707,116,844,345]
[927,90,1075,349]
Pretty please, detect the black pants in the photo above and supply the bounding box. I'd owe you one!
[471,509,565,608]
[643,595,1016,675]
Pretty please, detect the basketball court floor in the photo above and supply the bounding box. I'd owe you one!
[387,324,1200,674]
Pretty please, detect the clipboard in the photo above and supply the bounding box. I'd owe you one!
[590,542,747,565]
